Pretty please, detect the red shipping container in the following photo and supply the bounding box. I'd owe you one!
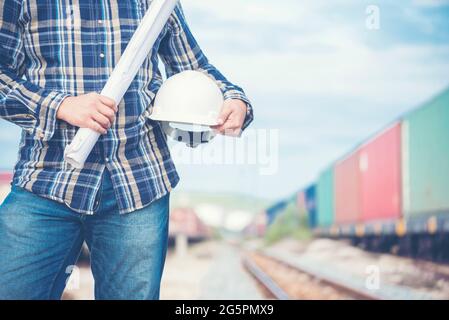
[170,208,205,237]
[296,191,307,216]
[359,123,402,222]
[0,172,12,185]
[335,150,362,224]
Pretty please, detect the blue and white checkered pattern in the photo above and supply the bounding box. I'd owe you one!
[0,0,253,214]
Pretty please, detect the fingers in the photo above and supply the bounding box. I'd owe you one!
[90,93,116,133]
[87,92,117,111]
[96,103,116,125]
[61,92,117,134]
[92,112,111,130]
[214,120,242,136]
[212,99,247,136]
[88,119,107,134]
[98,95,117,112]
[216,107,233,126]
[212,105,244,136]
[213,113,242,134]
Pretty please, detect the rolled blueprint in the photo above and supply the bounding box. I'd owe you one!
[64,0,179,169]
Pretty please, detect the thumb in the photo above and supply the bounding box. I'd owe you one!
[217,106,232,125]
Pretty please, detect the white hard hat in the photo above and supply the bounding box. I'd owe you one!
[149,70,224,147]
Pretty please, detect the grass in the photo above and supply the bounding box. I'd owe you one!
[264,202,312,245]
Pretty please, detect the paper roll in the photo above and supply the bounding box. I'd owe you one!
[64,0,179,169]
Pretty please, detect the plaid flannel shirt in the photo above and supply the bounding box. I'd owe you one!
[0,0,253,214]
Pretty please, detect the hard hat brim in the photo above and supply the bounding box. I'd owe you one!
[148,111,219,127]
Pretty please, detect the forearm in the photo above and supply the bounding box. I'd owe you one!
[0,0,69,140]
[0,64,70,140]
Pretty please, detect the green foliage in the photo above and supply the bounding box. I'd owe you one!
[264,202,312,245]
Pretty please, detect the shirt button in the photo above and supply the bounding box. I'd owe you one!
[38,132,45,139]
[105,157,110,163]
[98,20,103,24]
[99,53,105,58]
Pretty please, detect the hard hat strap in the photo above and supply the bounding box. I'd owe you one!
[160,122,216,148]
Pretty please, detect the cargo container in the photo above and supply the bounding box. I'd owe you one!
[402,89,449,218]
[335,150,361,224]
[244,212,267,237]
[266,200,289,225]
[359,123,402,222]
[253,212,267,237]
[0,171,12,204]
[316,167,335,227]
[296,190,307,217]
[169,207,210,239]
[305,185,317,228]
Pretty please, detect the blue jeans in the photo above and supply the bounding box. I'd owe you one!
[0,170,169,300]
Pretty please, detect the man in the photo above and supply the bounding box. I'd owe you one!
[0,0,253,300]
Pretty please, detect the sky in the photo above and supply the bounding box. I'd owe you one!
[1,0,449,202]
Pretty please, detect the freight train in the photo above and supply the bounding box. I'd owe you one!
[0,172,13,203]
[266,88,449,261]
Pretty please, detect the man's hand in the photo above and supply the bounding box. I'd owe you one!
[57,93,117,134]
[211,99,247,136]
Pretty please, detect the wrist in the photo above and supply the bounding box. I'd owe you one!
[226,98,246,110]
[234,99,249,116]
[56,96,71,121]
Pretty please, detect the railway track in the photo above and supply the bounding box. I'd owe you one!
[242,255,290,300]
[243,251,382,300]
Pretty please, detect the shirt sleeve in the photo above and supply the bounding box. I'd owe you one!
[158,3,254,131]
[0,0,70,141]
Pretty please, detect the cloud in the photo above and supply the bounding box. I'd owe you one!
[183,0,449,104]
[177,0,449,198]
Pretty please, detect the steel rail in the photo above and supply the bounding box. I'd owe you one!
[242,256,291,300]
[256,251,382,300]
[244,251,383,300]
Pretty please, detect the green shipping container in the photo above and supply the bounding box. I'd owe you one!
[402,88,449,217]
[317,167,335,226]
